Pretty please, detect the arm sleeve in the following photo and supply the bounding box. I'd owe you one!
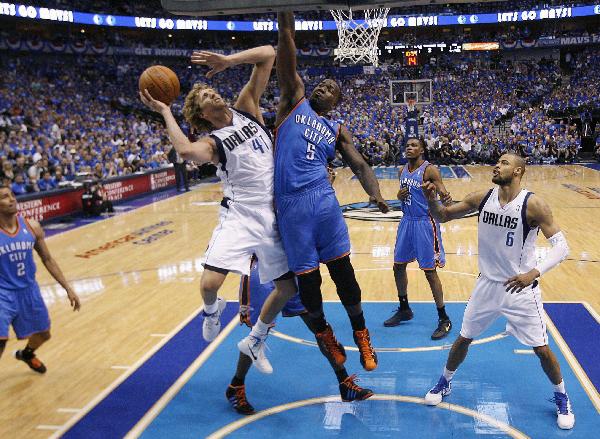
[534,231,569,277]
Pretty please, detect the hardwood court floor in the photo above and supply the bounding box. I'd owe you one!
[1,165,599,438]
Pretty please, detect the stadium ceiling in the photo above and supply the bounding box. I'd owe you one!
[161,0,507,16]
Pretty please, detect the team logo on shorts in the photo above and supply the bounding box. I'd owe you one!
[341,200,478,222]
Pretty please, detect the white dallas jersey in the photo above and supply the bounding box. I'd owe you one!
[210,108,274,206]
[478,187,538,282]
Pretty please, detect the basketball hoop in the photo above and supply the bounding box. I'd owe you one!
[330,7,390,67]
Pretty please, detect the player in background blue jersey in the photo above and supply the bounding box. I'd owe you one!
[226,254,373,415]
[384,138,453,339]
[270,12,389,376]
[0,185,80,373]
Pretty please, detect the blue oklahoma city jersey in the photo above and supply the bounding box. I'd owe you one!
[399,161,431,218]
[0,216,37,289]
[274,98,340,197]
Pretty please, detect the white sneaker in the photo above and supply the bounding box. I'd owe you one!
[238,335,273,374]
[552,392,575,429]
[202,297,226,342]
[424,376,452,406]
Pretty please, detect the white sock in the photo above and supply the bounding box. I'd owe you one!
[443,367,456,382]
[553,381,566,394]
[204,299,219,315]
[250,318,270,340]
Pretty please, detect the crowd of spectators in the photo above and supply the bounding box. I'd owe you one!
[2,39,600,197]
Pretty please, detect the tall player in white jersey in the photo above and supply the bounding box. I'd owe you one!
[421,153,574,430]
[140,46,297,370]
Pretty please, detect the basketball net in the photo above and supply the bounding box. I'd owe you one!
[407,98,416,112]
[330,7,390,67]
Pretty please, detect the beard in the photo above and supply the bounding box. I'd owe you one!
[492,174,512,185]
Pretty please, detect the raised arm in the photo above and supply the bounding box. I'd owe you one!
[191,46,276,123]
[423,181,488,223]
[424,164,452,205]
[276,12,305,125]
[29,219,80,311]
[140,90,218,165]
[337,126,389,213]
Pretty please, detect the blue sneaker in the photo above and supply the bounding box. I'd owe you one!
[424,376,451,406]
[550,392,575,429]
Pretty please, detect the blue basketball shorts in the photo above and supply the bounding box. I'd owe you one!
[239,271,306,327]
[394,216,445,270]
[0,283,51,339]
[276,185,351,274]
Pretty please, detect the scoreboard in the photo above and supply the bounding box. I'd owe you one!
[403,50,419,66]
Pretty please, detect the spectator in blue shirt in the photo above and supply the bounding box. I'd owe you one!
[11,174,27,195]
[38,171,57,191]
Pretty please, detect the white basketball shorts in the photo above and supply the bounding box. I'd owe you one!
[202,200,289,284]
[460,275,548,347]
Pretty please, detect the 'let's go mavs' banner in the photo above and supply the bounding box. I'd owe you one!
[1,2,600,31]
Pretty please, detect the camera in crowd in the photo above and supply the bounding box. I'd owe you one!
[81,180,115,217]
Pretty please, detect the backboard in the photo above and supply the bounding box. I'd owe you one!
[390,79,432,106]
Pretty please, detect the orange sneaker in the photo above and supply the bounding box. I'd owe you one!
[339,374,374,402]
[15,350,47,374]
[353,329,378,371]
[315,324,346,367]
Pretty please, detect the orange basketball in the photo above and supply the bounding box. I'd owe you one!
[139,65,180,105]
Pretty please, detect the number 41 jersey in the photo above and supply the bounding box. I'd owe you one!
[478,187,538,282]
[210,108,275,206]
[0,216,37,290]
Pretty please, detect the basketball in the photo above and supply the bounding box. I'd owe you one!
[139,65,180,105]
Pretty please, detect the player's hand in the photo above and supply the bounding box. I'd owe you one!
[66,289,81,311]
[139,89,169,114]
[440,191,453,206]
[369,195,389,213]
[503,270,539,294]
[327,166,336,185]
[191,51,232,78]
[421,181,437,201]
[397,187,409,201]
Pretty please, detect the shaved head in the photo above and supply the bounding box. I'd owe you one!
[492,153,526,185]
[504,153,526,178]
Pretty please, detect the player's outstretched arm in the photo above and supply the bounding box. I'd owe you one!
[504,195,569,293]
[139,90,218,164]
[191,46,275,123]
[423,182,487,222]
[424,165,452,205]
[29,219,81,311]
[337,126,389,213]
[276,12,305,125]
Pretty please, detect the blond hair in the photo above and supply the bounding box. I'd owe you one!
[182,83,214,133]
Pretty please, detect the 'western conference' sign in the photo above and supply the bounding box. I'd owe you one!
[1,2,599,31]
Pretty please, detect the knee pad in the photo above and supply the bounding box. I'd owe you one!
[0,339,6,350]
[326,256,361,306]
[297,269,323,314]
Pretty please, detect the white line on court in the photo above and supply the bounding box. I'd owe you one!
[49,304,208,439]
[582,301,600,323]
[545,311,600,413]
[36,425,62,431]
[124,316,239,439]
[513,349,535,355]
[206,394,529,439]
[110,365,131,370]
[57,408,82,413]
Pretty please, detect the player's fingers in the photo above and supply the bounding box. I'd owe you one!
[143,89,154,101]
